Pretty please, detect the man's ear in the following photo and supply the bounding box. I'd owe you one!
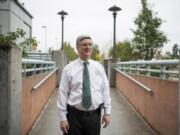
[76,46,79,49]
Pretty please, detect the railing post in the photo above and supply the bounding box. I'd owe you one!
[23,62,27,77]
[136,64,140,75]
[178,58,180,135]
[33,63,36,75]
[146,64,151,77]
[40,63,43,74]
[160,64,166,79]
[0,46,22,135]
[129,64,132,74]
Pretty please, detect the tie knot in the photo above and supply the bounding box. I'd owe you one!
[83,62,89,66]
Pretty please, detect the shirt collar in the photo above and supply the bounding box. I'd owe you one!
[78,58,91,65]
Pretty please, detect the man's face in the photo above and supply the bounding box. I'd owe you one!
[77,38,93,61]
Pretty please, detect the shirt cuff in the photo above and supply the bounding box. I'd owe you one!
[104,107,111,115]
[60,114,67,121]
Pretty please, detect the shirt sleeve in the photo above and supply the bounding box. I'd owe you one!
[57,68,70,121]
[101,66,111,115]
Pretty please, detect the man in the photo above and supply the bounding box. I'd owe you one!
[57,35,111,135]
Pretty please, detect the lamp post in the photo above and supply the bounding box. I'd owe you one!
[42,26,47,52]
[108,5,121,58]
[58,10,68,50]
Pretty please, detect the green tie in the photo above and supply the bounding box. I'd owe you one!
[82,62,92,109]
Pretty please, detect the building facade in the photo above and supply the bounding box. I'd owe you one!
[0,0,33,38]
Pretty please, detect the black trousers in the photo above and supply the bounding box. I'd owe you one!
[64,105,101,135]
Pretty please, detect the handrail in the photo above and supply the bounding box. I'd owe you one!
[32,67,58,91]
[114,67,152,92]
[117,59,179,65]
[27,52,51,61]
[116,59,179,80]
[22,59,56,77]
[22,59,54,64]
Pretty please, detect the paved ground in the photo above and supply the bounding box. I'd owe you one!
[29,88,156,135]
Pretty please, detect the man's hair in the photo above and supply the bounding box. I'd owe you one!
[76,35,92,48]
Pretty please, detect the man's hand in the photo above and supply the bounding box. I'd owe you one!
[60,120,69,134]
[101,114,110,128]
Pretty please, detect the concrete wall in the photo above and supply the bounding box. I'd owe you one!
[21,72,57,135]
[116,71,178,135]
[103,58,120,87]
[0,46,22,135]
[0,0,10,9]
[0,0,10,33]
[52,50,68,87]
[10,0,32,37]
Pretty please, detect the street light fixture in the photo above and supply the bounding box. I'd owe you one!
[108,5,121,58]
[57,10,68,50]
[42,26,47,53]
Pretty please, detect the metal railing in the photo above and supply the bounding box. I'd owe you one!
[26,52,51,61]
[116,59,179,80]
[22,59,56,77]
[114,67,152,92]
[32,67,58,91]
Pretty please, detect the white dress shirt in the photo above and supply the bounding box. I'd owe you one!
[57,58,111,121]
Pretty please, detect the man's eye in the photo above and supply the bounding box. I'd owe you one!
[82,43,92,47]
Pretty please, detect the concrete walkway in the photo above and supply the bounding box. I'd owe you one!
[29,88,156,135]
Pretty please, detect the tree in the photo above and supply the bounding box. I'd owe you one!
[131,0,168,60]
[63,42,77,61]
[0,28,26,46]
[154,50,162,59]
[21,36,38,57]
[0,28,38,57]
[109,40,133,61]
[161,51,171,59]
[171,43,179,59]
[91,44,102,61]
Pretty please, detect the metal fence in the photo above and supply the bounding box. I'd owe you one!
[22,59,56,77]
[116,59,179,80]
[26,52,51,61]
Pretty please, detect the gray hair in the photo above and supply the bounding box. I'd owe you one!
[76,35,92,48]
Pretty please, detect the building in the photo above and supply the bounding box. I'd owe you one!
[0,0,33,38]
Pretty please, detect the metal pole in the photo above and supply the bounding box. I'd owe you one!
[113,12,117,58]
[42,26,47,53]
[61,16,64,50]
[58,10,68,51]
[45,27,47,52]
[108,5,121,58]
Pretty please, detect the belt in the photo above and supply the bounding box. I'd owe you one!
[67,105,102,116]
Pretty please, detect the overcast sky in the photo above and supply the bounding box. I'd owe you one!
[20,0,180,54]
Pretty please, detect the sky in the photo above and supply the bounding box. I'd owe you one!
[20,0,180,54]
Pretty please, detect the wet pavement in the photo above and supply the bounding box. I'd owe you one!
[29,88,156,135]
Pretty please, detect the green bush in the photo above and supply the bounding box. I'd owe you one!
[0,28,38,57]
